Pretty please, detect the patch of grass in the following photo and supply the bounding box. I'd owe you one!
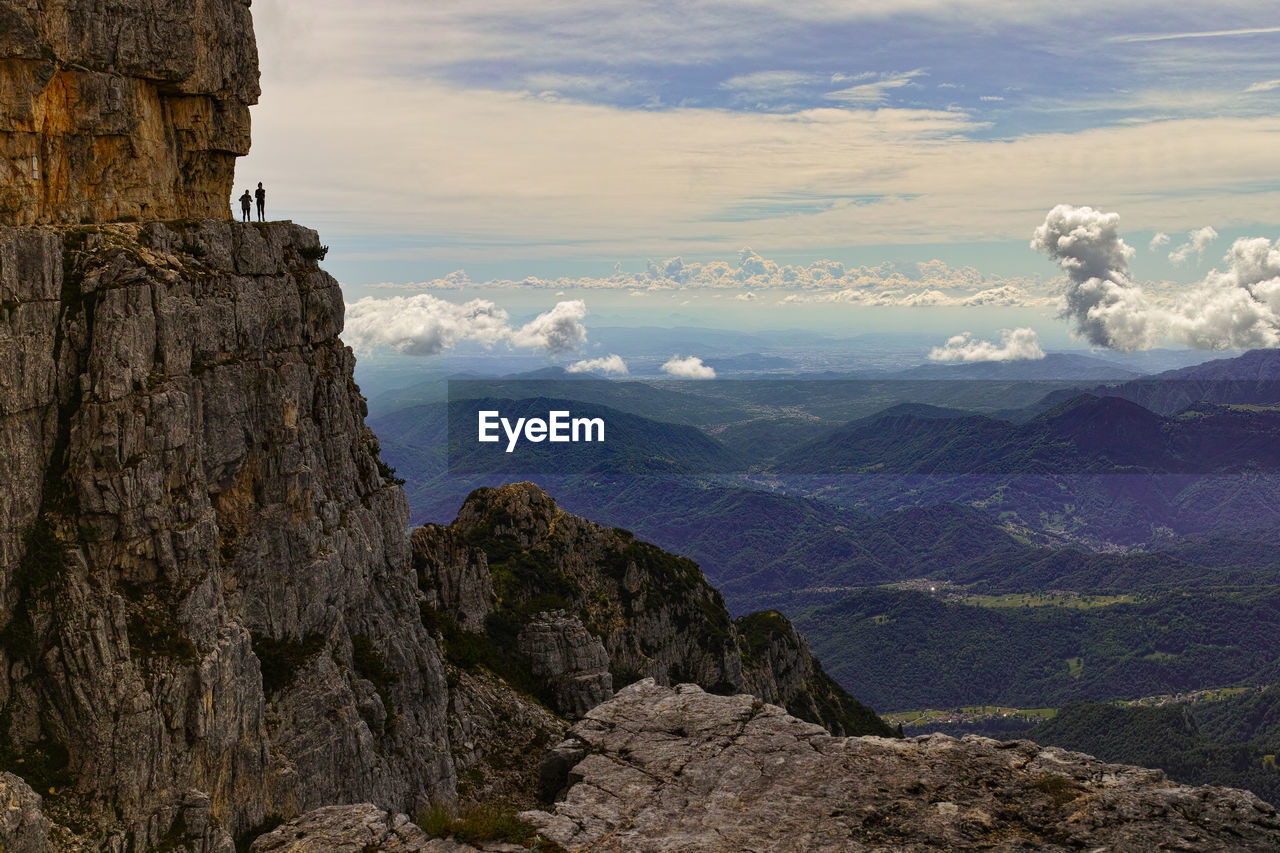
[1033,773,1079,808]
[252,633,325,696]
[416,802,567,851]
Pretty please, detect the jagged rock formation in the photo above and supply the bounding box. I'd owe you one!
[0,220,454,848]
[412,483,890,737]
[525,680,1280,852]
[0,0,258,225]
[516,612,613,718]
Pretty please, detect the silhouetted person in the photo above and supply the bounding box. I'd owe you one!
[238,189,252,222]
[255,182,266,222]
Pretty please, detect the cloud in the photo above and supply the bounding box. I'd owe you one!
[824,70,926,104]
[1030,204,1160,350]
[1167,236,1280,349]
[344,294,511,355]
[386,251,1051,306]
[1110,26,1280,44]
[960,284,1035,306]
[1149,232,1170,250]
[1245,79,1280,93]
[566,353,629,375]
[1168,225,1219,263]
[929,328,1046,362]
[343,295,588,355]
[661,355,716,379]
[507,299,589,352]
[1033,204,1280,350]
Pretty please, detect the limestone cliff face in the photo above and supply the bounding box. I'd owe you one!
[0,0,258,225]
[412,483,892,738]
[0,221,453,849]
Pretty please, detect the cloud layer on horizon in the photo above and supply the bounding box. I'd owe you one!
[372,251,1058,308]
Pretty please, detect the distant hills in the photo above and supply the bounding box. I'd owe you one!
[773,393,1280,475]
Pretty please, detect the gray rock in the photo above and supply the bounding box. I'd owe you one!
[411,525,495,633]
[0,222,454,848]
[524,679,1280,852]
[517,611,612,718]
[0,772,52,852]
[249,804,454,852]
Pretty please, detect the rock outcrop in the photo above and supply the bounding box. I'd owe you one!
[516,612,613,718]
[412,483,891,737]
[0,221,454,848]
[249,804,472,853]
[0,771,51,852]
[525,679,1280,852]
[0,0,259,225]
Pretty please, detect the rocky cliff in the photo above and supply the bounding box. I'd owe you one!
[0,0,258,225]
[0,220,455,849]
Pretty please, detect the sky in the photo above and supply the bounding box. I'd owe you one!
[235,1,1280,361]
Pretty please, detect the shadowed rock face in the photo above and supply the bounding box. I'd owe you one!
[0,0,259,225]
[0,222,454,849]
[524,680,1280,853]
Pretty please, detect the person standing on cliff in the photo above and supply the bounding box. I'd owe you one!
[238,189,252,222]
[255,182,266,222]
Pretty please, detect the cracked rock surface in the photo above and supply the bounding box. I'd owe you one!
[524,679,1280,852]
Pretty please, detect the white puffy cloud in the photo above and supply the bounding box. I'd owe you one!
[343,296,588,355]
[736,291,759,301]
[1168,225,1219,264]
[661,355,717,379]
[1031,204,1160,350]
[1034,204,1280,351]
[508,299,589,353]
[1166,237,1280,349]
[928,327,1046,362]
[566,354,629,375]
[1149,232,1170,250]
[344,294,511,355]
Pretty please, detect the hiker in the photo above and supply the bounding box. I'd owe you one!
[255,182,266,222]
[238,189,252,222]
